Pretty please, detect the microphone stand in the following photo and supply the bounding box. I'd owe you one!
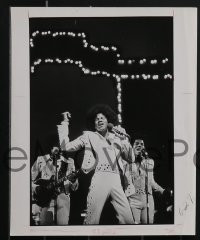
[51,148,61,225]
[54,156,58,225]
[51,153,58,226]
[55,111,71,225]
[143,153,149,224]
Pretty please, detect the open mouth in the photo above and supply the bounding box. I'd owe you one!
[98,122,104,127]
[135,147,142,152]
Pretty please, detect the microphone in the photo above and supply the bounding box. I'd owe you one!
[141,148,148,158]
[108,123,130,139]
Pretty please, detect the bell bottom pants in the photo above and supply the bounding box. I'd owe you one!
[128,194,155,224]
[84,171,134,224]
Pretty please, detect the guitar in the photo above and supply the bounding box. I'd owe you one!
[33,169,80,207]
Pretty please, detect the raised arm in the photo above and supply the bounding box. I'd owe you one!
[61,134,86,152]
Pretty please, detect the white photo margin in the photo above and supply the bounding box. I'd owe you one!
[10,7,197,236]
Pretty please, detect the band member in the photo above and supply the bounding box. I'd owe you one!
[60,104,135,224]
[124,139,169,224]
[31,146,78,225]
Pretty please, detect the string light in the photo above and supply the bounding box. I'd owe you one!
[152,75,159,80]
[30,56,173,123]
[30,30,170,71]
[118,114,122,124]
[118,60,124,64]
[31,66,35,73]
[128,60,135,64]
[118,104,122,113]
[31,30,120,56]
[139,59,144,64]
[114,75,122,123]
[30,38,34,47]
[111,46,117,51]
[32,33,36,37]
[84,68,90,74]
[30,29,172,122]
[150,59,158,64]
[121,74,128,79]
[162,58,169,64]
[31,58,172,81]
[142,74,148,80]
[164,74,172,79]
[115,76,121,83]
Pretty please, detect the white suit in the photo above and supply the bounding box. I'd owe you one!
[64,131,134,224]
[31,155,78,225]
[124,158,164,224]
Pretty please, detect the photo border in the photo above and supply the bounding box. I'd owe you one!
[10,7,197,236]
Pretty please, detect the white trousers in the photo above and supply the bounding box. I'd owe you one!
[40,193,70,225]
[84,171,134,224]
[129,194,155,224]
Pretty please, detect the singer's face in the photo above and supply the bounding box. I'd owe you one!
[133,139,144,155]
[94,113,108,134]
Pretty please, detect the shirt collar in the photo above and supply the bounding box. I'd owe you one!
[95,131,115,140]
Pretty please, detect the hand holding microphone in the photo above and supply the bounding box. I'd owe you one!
[108,123,130,140]
[141,148,149,158]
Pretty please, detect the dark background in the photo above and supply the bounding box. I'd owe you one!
[0,0,199,240]
[30,17,173,225]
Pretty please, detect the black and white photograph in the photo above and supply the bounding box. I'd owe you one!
[10,8,196,236]
[30,16,174,226]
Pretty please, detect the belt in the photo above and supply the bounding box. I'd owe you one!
[135,189,147,195]
[95,163,119,174]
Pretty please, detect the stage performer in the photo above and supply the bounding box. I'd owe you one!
[124,139,171,224]
[61,104,135,224]
[31,146,78,225]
